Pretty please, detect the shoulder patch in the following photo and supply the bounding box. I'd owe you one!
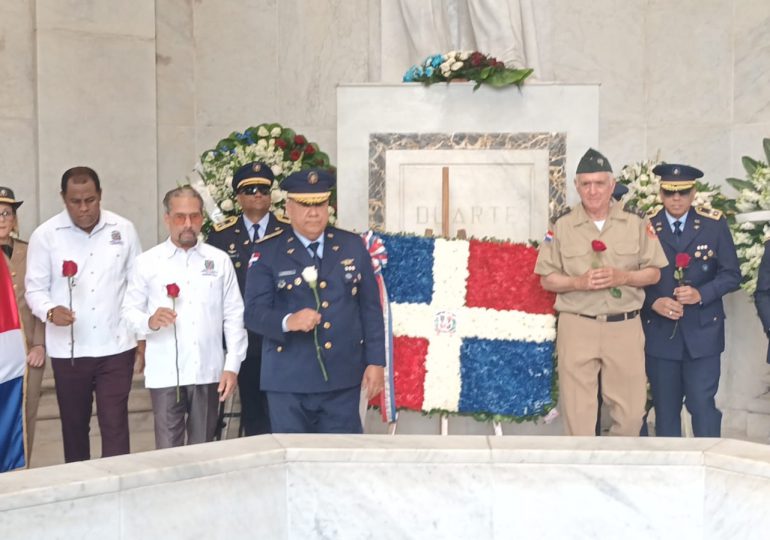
[275,214,291,224]
[212,216,238,232]
[622,202,646,218]
[257,228,285,243]
[695,206,723,220]
[552,206,572,223]
[648,206,664,219]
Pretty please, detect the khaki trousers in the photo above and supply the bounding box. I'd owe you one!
[24,363,45,465]
[557,312,647,436]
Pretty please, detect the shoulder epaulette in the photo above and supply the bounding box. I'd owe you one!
[212,216,238,232]
[275,214,290,224]
[552,206,571,223]
[622,202,646,218]
[695,206,723,220]
[647,206,664,219]
[257,228,285,243]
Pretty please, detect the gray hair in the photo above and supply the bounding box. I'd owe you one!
[162,186,204,214]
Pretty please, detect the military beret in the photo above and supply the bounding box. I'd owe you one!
[281,169,335,205]
[0,186,23,209]
[612,182,628,201]
[576,148,612,174]
[232,161,275,191]
[653,163,703,191]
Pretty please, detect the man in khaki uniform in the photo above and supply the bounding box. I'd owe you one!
[535,149,668,436]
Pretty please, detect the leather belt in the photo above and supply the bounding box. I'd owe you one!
[577,310,639,323]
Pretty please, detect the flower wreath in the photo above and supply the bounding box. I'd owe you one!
[403,51,533,91]
[193,123,336,233]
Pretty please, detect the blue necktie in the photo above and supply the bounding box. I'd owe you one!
[308,241,321,266]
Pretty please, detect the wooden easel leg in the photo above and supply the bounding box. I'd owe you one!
[441,414,449,435]
[493,421,503,436]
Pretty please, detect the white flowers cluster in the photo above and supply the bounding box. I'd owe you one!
[618,160,664,216]
[438,50,470,77]
[730,162,770,294]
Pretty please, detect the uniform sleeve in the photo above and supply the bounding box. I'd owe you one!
[533,224,563,276]
[637,217,669,270]
[698,218,741,306]
[755,240,770,334]
[121,255,155,335]
[24,227,55,322]
[244,248,287,343]
[357,241,385,367]
[221,255,247,373]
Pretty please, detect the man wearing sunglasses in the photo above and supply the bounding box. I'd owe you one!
[642,164,740,437]
[207,162,287,436]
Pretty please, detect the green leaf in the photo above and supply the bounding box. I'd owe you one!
[726,177,754,192]
[743,156,760,176]
[764,138,770,165]
[479,66,492,80]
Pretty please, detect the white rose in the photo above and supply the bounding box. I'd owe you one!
[301,265,318,285]
[257,126,269,137]
[271,189,286,204]
[271,164,283,177]
[459,51,469,61]
[220,199,234,211]
[270,127,281,137]
[451,61,463,71]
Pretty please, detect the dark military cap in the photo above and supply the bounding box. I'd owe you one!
[232,161,275,191]
[282,169,335,205]
[612,182,629,201]
[653,163,703,192]
[576,148,613,174]
[0,186,23,209]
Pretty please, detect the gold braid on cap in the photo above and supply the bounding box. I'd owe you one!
[287,192,332,205]
[239,177,273,187]
[660,180,696,191]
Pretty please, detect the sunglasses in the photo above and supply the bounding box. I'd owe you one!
[661,188,692,197]
[170,212,203,226]
[237,185,271,196]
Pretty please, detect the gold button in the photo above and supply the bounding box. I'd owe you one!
[323,322,331,329]
[321,300,329,308]
[287,284,293,290]
[319,281,327,289]
[351,286,358,295]
[277,346,283,352]
[235,262,241,268]
[11,272,16,277]
[324,342,332,350]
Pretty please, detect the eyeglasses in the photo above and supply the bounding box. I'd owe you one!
[0,210,14,220]
[170,212,203,225]
[237,185,271,196]
[661,188,692,198]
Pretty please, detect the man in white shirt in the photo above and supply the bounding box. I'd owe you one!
[122,186,247,448]
[25,166,142,462]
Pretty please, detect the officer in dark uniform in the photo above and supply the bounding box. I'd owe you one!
[243,169,385,434]
[207,161,287,435]
[755,240,770,364]
[642,163,740,437]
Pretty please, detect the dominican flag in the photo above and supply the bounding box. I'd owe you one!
[0,254,26,471]
[380,233,557,418]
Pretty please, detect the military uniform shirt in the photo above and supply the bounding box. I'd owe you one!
[535,202,668,315]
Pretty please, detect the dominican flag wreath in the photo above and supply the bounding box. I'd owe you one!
[370,232,557,421]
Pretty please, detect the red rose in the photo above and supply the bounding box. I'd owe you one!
[289,149,301,161]
[675,253,691,269]
[166,283,180,298]
[62,260,78,277]
[591,240,607,252]
[305,144,316,156]
[275,139,287,149]
[294,135,306,145]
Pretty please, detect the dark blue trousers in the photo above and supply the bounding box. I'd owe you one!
[646,352,721,437]
[266,385,363,434]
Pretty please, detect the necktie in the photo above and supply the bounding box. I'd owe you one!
[308,241,321,266]
[674,220,682,236]
[252,223,260,243]
[1,243,11,259]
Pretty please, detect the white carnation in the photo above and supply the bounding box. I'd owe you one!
[301,266,318,285]
[257,126,269,137]
[270,127,281,137]
[450,61,463,71]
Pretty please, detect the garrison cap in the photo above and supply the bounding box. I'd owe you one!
[232,161,275,191]
[576,148,613,174]
[0,186,23,209]
[282,169,335,205]
[653,163,703,191]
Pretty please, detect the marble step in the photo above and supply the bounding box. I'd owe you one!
[746,410,770,440]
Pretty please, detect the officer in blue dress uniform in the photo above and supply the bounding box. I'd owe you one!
[642,163,740,437]
[207,161,287,435]
[243,169,385,433]
[755,241,770,365]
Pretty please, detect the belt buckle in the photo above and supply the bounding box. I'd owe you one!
[596,314,608,323]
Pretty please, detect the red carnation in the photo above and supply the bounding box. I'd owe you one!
[275,139,287,149]
[294,135,306,145]
[305,144,316,156]
[675,253,691,269]
[62,260,78,277]
[591,240,607,252]
[166,283,180,298]
[289,149,301,161]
